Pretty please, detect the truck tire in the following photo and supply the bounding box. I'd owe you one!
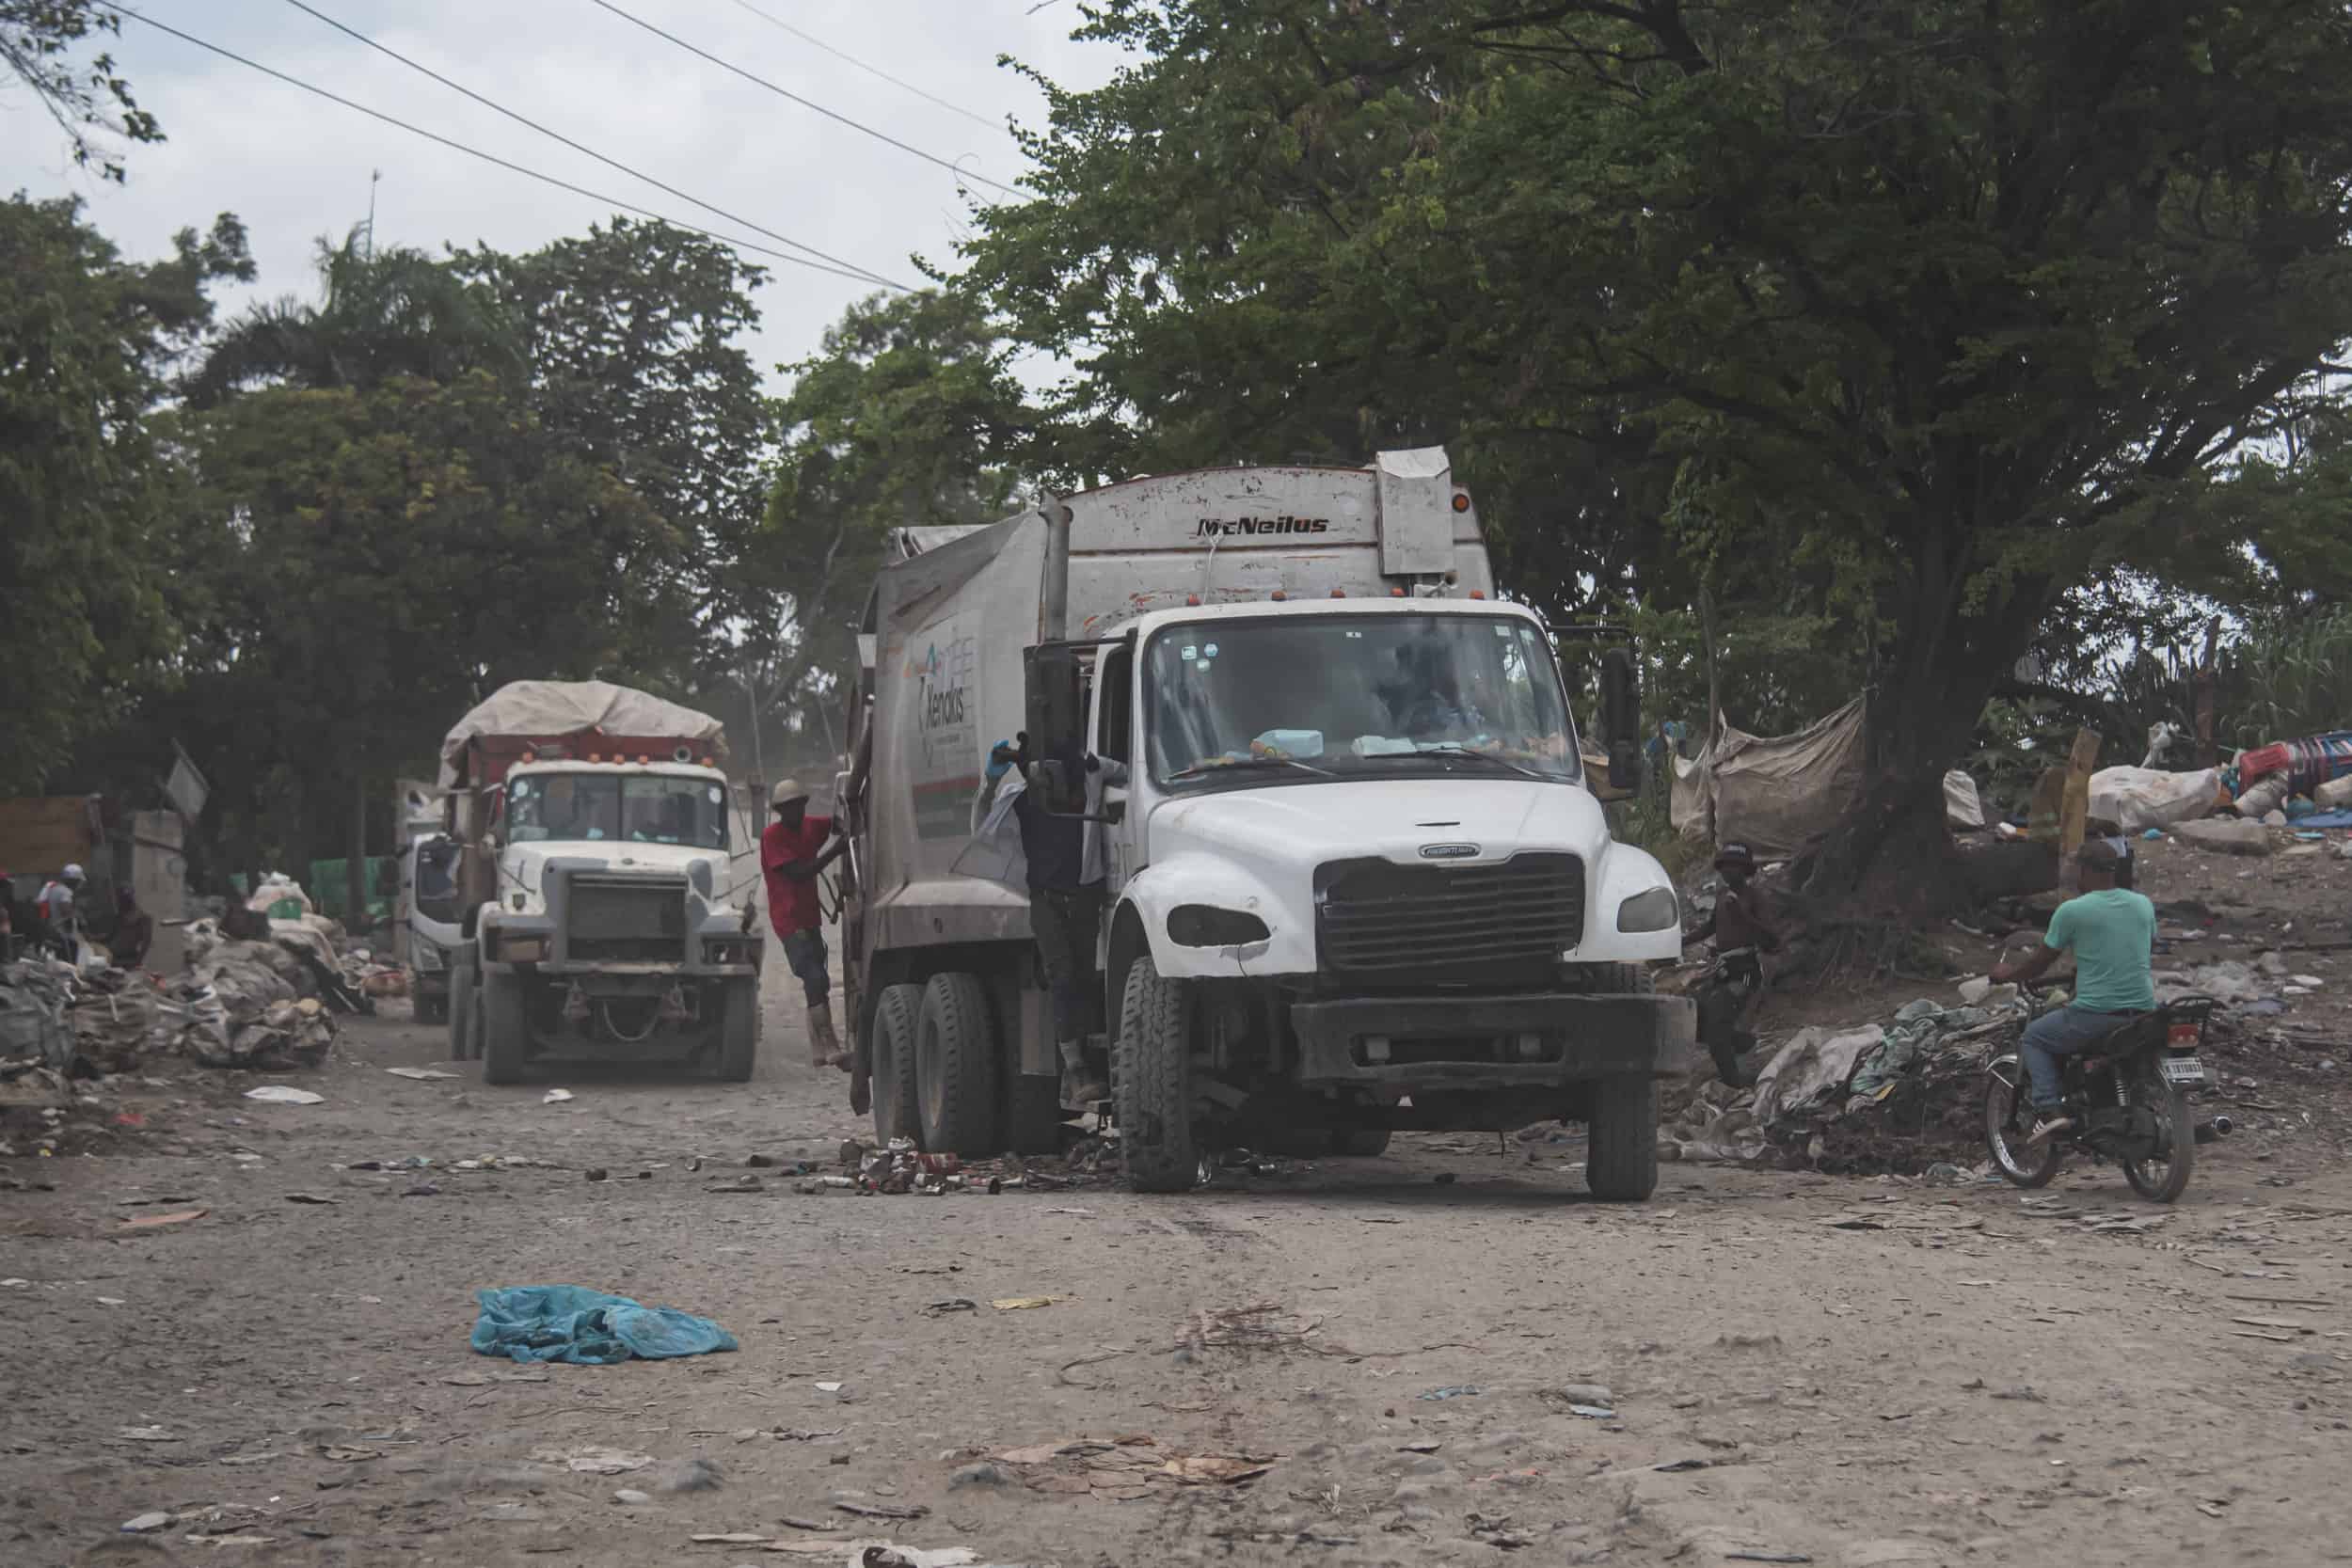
[916,973,1000,1156]
[1333,1129,1392,1157]
[479,967,529,1085]
[1114,956,1200,1193]
[871,983,924,1147]
[712,978,759,1082]
[447,953,475,1061]
[1585,1075,1659,1201]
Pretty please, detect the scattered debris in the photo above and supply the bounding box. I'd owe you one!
[386,1067,459,1081]
[1419,1385,1482,1402]
[471,1284,739,1364]
[244,1085,324,1105]
[833,1499,930,1521]
[543,1087,574,1103]
[987,1436,1272,1497]
[991,1294,1066,1311]
[119,1208,207,1230]
[534,1445,655,1475]
[282,1193,339,1205]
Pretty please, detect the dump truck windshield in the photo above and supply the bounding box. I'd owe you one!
[506,773,731,848]
[1144,613,1579,785]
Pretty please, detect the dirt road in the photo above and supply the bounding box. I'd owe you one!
[5,949,2349,1568]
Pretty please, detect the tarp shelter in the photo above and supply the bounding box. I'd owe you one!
[1671,700,1868,861]
[437,681,727,789]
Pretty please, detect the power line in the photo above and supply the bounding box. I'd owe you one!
[718,0,1008,136]
[279,0,904,290]
[586,0,1022,198]
[110,6,911,292]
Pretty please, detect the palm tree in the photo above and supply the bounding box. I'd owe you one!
[184,228,518,405]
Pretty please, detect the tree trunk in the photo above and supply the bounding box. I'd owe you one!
[347,768,368,931]
[1698,581,1723,742]
[1807,638,2017,911]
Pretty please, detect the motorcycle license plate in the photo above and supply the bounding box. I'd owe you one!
[2161,1056,2206,1085]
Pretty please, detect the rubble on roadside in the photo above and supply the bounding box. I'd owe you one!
[790,1135,1124,1196]
[168,938,336,1069]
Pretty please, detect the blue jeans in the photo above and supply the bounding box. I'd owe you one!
[2021,1005,2140,1110]
[781,929,829,1008]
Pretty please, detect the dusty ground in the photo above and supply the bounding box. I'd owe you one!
[5,838,2352,1568]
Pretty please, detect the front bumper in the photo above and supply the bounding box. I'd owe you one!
[1288,991,1697,1088]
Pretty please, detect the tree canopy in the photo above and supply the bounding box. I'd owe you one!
[1,2,161,182]
[961,0,2352,889]
[741,288,1036,759]
[0,195,248,792]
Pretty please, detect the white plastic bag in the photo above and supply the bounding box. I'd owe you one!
[2088,766,2220,832]
[1942,770,1986,829]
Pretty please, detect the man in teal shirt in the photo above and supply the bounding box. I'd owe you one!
[1990,839,2156,1142]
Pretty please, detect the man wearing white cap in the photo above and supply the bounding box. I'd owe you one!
[38,863,86,949]
[761,780,850,1069]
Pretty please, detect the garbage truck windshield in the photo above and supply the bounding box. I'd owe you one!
[505,772,731,848]
[1144,613,1580,787]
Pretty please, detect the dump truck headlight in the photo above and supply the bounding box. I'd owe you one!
[1615,886,1678,933]
[1167,905,1271,947]
[500,935,548,964]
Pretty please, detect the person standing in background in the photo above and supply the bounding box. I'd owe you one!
[761,779,849,1070]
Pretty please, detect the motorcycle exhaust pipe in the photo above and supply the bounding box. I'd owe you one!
[2194,1116,2233,1145]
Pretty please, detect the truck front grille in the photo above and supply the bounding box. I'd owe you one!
[564,876,688,962]
[1316,853,1584,979]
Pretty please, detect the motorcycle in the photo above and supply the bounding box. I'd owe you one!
[1983,992,2213,1203]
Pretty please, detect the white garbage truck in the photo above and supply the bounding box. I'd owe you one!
[835,450,1694,1197]
[436,681,764,1084]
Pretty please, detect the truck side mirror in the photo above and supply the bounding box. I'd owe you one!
[1024,642,1086,761]
[1600,646,1641,792]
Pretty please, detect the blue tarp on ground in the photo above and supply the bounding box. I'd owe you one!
[470,1284,739,1364]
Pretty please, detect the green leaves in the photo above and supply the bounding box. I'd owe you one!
[964,0,2352,884]
[0,2,165,182]
[742,288,1035,750]
[0,194,246,792]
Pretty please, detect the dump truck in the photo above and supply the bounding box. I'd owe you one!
[436,681,763,1084]
[834,449,1695,1198]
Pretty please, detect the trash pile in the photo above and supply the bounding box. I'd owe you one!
[1,955,177,1095]
[167,935,337,1069]
[707,1135,1124,1196]
[0,916,357,1087]
[0,958,80,1113]
[1662,996,2026,1171]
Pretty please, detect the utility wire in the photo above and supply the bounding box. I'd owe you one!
[111,5,911,291]
[280,0,904,290]
[718,0,1009,135]
[586,0,1022,197]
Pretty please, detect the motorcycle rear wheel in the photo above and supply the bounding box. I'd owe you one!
[2121,1064,2195,1203]
[1984,1053,2059,1188]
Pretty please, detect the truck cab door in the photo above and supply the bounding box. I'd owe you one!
[1090,640,1136,896]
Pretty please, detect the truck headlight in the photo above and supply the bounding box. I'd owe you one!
[1615,886,1679,933]
[1167,905,1271,947]
[500,935,548,964]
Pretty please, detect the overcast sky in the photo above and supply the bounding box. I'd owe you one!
[0,0,1116,386]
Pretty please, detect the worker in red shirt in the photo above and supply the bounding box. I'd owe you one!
[762,778,849,1070]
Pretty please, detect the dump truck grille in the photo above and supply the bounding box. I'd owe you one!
[564,876,688,962]
[1315,853,1584,977]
